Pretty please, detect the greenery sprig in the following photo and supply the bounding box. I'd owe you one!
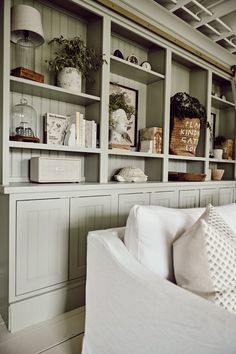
[170,92,206,123]
[46,36,103,80]
[214,135,226,148]
[109,91,135,120]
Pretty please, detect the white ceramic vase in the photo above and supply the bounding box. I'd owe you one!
[57,67,82,92]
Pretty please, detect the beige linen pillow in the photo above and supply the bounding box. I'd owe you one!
[173,204,236,313]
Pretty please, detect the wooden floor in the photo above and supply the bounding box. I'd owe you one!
[0,307,85,354]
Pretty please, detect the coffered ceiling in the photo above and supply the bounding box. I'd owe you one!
[153,0,236,56]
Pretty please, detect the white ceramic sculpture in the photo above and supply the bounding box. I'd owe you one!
[114,167,148,182]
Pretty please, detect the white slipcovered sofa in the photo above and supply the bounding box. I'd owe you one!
[82,204,236,354]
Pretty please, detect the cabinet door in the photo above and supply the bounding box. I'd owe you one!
[179,189,200,208]
[16,198,69,295]
[200,188,218,207]
[150,190,178,207]
[118,193,150,226]
[70,195,112,280]
[218,187,234,206]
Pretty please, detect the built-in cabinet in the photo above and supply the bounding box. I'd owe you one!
[69,195,112,279]
[16,198,69,295]
[0,0,235,186]
[0,0,236,333]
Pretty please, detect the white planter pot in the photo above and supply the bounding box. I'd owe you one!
[213,148,223,159]
[57,67,82,92]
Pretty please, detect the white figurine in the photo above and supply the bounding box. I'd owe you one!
[109,109,132,145]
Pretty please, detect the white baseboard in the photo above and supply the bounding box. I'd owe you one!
[9,280,85,332]
[0,307,85,354]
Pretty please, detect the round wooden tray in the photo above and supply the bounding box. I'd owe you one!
[168,172,206,182]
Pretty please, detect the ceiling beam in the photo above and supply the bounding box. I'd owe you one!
[94,0,233,74]
[169,0,191,12]
[194,0,236,28]
[214,30,236,42]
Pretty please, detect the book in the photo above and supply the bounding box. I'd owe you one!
[91,121,97,148]
[140,140,153,153]
[44,113,69,145]
[140,127,162,153]
[85,120,97,148]
[75,112,85,147]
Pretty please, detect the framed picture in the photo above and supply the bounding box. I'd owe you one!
[209,112,216,155]
[44,113,69,145]
[109,83,138,147]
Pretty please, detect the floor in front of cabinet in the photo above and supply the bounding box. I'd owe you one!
[0,307,85,354]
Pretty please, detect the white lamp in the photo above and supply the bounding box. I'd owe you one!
[11,4,44,75]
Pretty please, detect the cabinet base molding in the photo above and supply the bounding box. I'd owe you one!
[8,279,85,333]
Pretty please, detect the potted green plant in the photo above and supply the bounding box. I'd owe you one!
[213,135,226,159]
[109,91,135,146]
[169,92,206,156]
[46,35,103,92]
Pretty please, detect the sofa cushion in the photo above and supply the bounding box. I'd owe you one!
[124,204,236,281]
[173,204,236,313]
[124,205,202,281]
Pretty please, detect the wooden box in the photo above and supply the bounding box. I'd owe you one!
[11,67,44,83]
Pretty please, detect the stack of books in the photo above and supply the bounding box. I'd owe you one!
[139,127,162,153]
[67,112,97,148]
[73,112,97,148]
[44,112,97,148]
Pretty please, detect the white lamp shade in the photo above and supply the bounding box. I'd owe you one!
[11,4,44,47]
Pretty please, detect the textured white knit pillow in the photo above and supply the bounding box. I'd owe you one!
[173,204,236,313]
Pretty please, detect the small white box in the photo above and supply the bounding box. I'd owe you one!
[30,157,84,183]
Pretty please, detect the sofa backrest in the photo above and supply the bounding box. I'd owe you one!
[124,204,236,282]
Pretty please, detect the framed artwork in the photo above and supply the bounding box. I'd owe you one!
[209,112,216,156]
[109,83,138,147]
[44,113,69,145]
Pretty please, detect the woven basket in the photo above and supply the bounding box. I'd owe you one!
[169,117,200,156]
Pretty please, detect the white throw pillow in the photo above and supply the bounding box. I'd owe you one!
[124,203,236,281]
[124,205,203,280]
[173,204,236,313]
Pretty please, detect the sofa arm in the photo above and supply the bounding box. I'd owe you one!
[83,229,236,354]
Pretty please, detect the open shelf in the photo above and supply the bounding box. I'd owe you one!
[9,141,101,154]
[209,158,235,164]
[108,149,164,158]
[10,76,100,106]
[110,56,165,84]
[211,95,235,109]
[168,154,206,161]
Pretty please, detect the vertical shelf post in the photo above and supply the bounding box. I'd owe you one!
[99,16,111,183]
[0,0,10,185]
[163,48,172,182]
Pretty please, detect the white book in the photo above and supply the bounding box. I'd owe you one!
[85,120,97,148]
[75,112,85,147]
[79,113,85,148]
[91,121,97,148]
[85,120,93,148]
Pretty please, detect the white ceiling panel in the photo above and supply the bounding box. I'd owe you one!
[153,0,236,56]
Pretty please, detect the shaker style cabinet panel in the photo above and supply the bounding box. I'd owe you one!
[150,190,178,207]
[69,195,112,280]
[200,188,218,207]
[179,189,200,208]
[16,198,70,295]
[218,187,234,206]
[118,193,150,226]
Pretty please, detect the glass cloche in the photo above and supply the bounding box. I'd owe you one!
[10,98,40,142]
